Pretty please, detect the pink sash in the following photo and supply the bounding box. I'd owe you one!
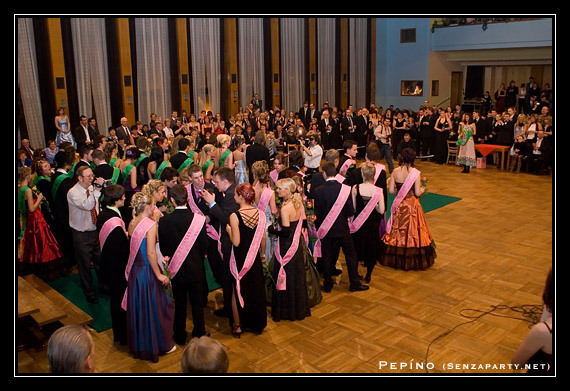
[385,168,420,235]
[313,183,351,257]
[339,158,355,176]
[349,186,383,233]
[257,187,273,213]
[374,163,385,183]
[185,184,223,257]
[297,170,306,178]
[334,174,346,183]
[168,213,206,279]
[98,216,126,249]
[270,169,279,184]
[229,212,266,308]
[121,217,156,310]
[274,208,305,291]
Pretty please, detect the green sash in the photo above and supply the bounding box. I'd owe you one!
[202,160,213,176]
[51,173,69,199]
[90,162,96,171]
[122,164,134,185]
[456,129,472,146]
[135,153,148,168]
[69,162,78,177]
[109,157,118,167]
[154,160,170,180]
[31,174,51,188]
[111,167,121,184]
[18,186,29,239]
[178,157,193,172]
[218,149,231,167]
[189,150,197,160]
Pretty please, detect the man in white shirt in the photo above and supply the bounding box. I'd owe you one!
[301,135,324,178]
[374,117,394,172]
[67,166,106,303]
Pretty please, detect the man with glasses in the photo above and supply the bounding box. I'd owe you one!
[67,166,106,303]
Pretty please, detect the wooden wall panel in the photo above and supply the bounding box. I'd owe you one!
[46,18,68,111]
[270,18,281,109]
[339,18,349,110]
[223,18,239,117]
[308,18,317,106]
[176,18,191,115]
[115,18,135,123]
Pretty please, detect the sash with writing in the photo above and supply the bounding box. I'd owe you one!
[167,213,206,279]
[334,174,346,183]
[121,217,155,310]
[274,208,305,291]
[229,212,266,308]
[178,157,193,172]
[339,158,355,176]
[269,169,279,184]
[385,167,420,235]
[313,183,351,257]
[154,160,170,179]
[349,186,383,233]
[99,216,127,249]
[185,184,223,257]
[257,187,273,213]
[218,149,231,168]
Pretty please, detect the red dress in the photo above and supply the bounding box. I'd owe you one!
[19,188,64,280]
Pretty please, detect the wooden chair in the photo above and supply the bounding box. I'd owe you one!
[446,140,458,164]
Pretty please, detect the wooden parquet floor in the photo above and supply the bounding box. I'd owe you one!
[17,160,554,375]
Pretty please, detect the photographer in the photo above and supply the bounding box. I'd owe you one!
[301,134,323,178]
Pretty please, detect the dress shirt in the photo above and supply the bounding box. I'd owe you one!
[82,125,91,142]
[67,182,101,232]
[303,145,323,169]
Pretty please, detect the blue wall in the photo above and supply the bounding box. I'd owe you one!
[375,18,431,111]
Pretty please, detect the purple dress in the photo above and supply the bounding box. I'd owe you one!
[126,238,175,363]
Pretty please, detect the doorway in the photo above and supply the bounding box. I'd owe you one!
[450,71,463,109]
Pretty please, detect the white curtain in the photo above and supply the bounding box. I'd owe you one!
[71,18,112,134]
[280,18,305,115]
[349,18,368,111]
[188,18,221,115]
[17,18,44,149]
[134,18,171,125]
[238,18,264,111]
[317,18,336,109]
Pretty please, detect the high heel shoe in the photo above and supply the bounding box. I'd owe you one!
[232,324,243,339]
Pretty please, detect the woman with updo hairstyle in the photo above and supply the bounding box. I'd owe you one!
[142,179,167,222]
[147,145,171,180]
[232,135,247,185]
[197,143,215,182]
[226,182,267,337]
[126,191,176,363]
[119,146,141,226]
[216,134,234,170]
[381,147,436,271]
[268,178,311,322]
[252,160,278,262]
[103,140,123,168]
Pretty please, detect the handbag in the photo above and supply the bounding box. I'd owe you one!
[302,237,322,308]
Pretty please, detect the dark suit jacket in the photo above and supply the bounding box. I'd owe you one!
[245,143,270,183]
[96,207,129,286]
[93,163,115,181]
[158,208,209,284]
[51,171,74,227]
[72,125,97,151]
[115,125,131,144]
[170,151,191,171]
[313,179,354,238]
[341,115,357,140]
[207,183,239,260]
[189,182,216,217]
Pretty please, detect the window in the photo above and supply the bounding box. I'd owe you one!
[400,28,416,43]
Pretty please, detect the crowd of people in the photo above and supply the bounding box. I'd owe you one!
[17,83,552,373]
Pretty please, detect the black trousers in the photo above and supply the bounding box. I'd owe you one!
[320,235,360,289]
[71,229,100,298]
[172,277,206,343]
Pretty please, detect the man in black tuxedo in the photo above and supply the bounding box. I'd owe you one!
[72,115,96,152]
[88,117,101,139]
[74,145,95,176]
[159,185,210,345]
[92,149,116,183]
[135,137,150,187]
[115,117,132,148]
[355,108,370,158]
[318,109,334,151]
[170,137,193,171]
[419,108,434,158]
[298,101,310,128]
[313,163,369,293]
[341,108,357,142]
[473,110,487,144]
[245,131,270,184]
[337,139,358,179]
[200,168,239,320]
[524,130,553,174]
[251,93,263,112]
[308,103,321,128]
[96,184,129,345]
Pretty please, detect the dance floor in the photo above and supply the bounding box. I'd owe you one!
[17,160,553,375]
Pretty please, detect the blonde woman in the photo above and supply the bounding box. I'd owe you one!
[216,134,234,169]
[198,144,215,182]
[142,179,167,222]
[525,114,542,142]
[268,178,311,322]
[126,192,175,362]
